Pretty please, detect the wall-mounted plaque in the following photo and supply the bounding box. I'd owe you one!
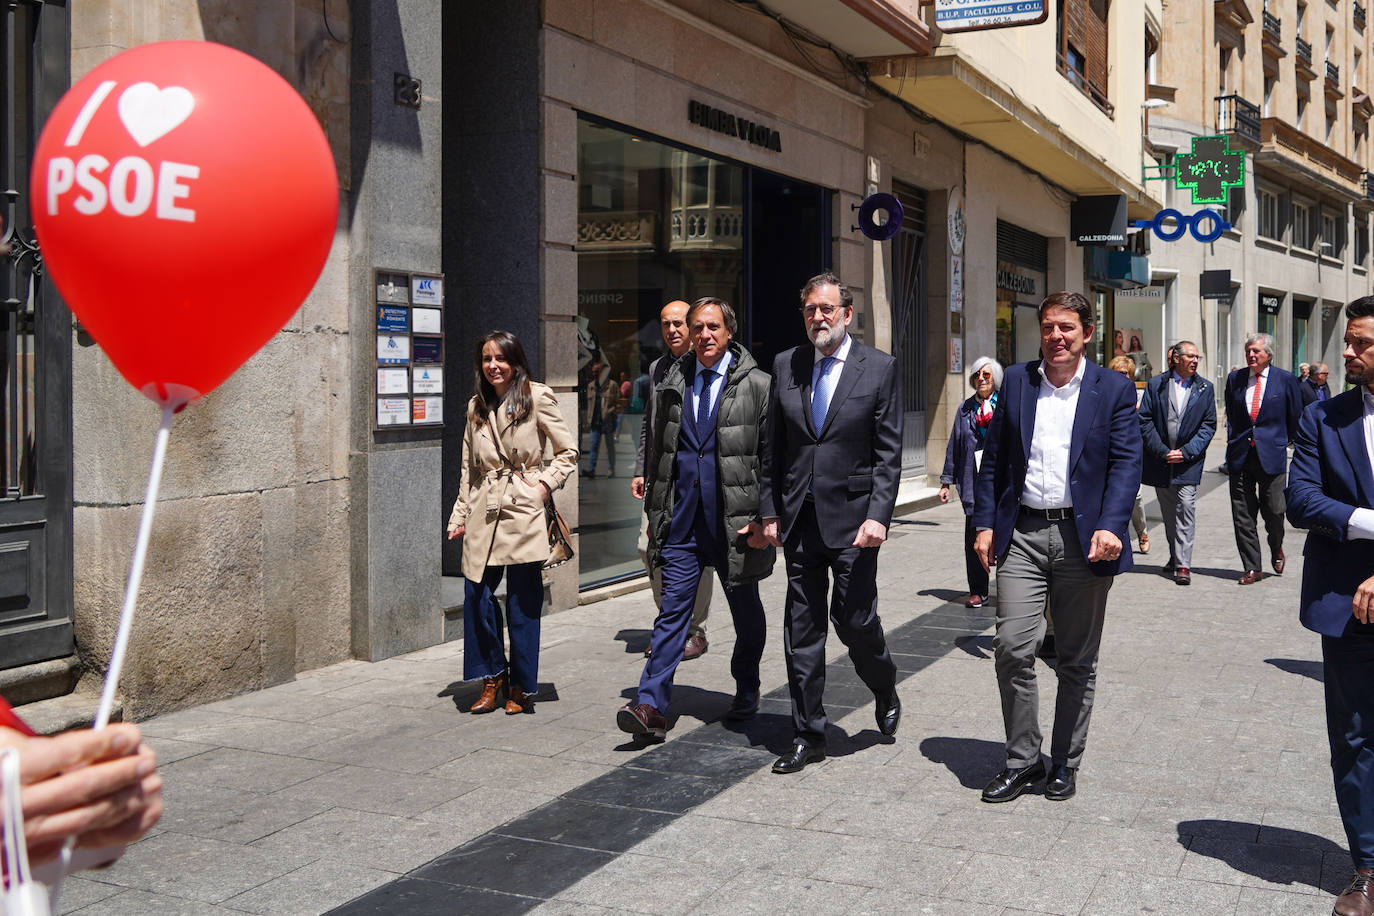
[413,336,442,363]
[413,366,443,394]
[413,397,443,424]
[413,307,442,334]
[412,274,443,305]
[377,306,409,333]
[377,368,409,395]
[377,398,410,425]
[377,334,410,364]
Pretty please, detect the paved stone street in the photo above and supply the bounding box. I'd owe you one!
[52,450,1345,915]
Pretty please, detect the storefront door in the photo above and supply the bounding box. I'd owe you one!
[892,183,927,475]
[0,2,75,669]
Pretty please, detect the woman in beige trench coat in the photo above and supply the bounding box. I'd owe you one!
[447,331,577,714]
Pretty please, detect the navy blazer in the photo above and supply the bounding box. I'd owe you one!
[1285,389,1374,638]
[1224,365,1302,475]
[760,339,903,550]
[1138,372,1217,488]
[972,359,1143,577]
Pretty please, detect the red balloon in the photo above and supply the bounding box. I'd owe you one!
[30,41,338,408]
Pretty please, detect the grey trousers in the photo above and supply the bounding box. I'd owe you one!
[1154,484,1197,568]
[639,507,710,635]
[994,513,1113,770]
[1229,450,1286,573]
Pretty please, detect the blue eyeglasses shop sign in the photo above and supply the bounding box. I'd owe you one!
[935,0,1047,32]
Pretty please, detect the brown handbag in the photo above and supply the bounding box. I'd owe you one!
[543,496,574,569]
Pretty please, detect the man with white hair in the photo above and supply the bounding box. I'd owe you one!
[1224,332,1303,584]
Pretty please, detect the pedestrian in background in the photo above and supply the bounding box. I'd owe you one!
[1138,341,1216,586]
[1301,362,1332,407]
[584,361,621,478]
[1109,355,1150,556]
[940,356,1003,608]
[448,331,577,715]
[632,300,712,661]
[1223,332,1302,585]
[1286,297,1374,916]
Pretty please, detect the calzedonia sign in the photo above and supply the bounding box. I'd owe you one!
[688,100,782,152]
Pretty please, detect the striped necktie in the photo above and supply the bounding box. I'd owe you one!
[812,357,836,431]
[697,368,715,427]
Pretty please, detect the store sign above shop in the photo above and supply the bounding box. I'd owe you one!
[1144,135,1246,205]
[934,0,1048,32]
[1200,269,1232,300]
[1130,209,1232,243]
[688,100,782,152]
[1260,293,1283,315]
[1071,195,1128,246]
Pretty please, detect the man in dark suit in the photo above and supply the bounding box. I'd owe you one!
[618,298,774,742]
[1138,341,1217,585]
[973,291,1141,803]
[1301,362,1333,408]
[632,300,711,661]
[1286,297,1374,916]
[760,272,902,775]
[1224,332,1303,584]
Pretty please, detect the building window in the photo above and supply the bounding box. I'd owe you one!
[1321,209,1344,257]
[1263,75,1277,116]
[1057,0,1113,114]
[1259,187,1281,240]
[1298,93,1308,130]
[1219,46,1232,93]
[1357,221,1369,267]
[1292,200,1313,249]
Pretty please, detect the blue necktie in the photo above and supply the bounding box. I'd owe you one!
[811,357,836,431]
[697,368,715,427]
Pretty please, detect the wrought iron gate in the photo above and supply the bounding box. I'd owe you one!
[0,0,74,669]
[891,183,928,475]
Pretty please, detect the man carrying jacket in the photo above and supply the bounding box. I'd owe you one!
[617,298,775,741]
[1138,341,1217,585]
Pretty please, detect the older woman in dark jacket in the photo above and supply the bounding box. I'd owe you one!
[940,357,1002,607]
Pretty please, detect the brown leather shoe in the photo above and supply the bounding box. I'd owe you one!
[1273,549,1286,574]
[683,634,708,661]
[470,674,506,714]
[616,702,667,741]
[1138,532,1150,554]
[1334,868,1374,916]
[1175,567,1191,585]
[1238,570,1263,585]
[505,686,532,715]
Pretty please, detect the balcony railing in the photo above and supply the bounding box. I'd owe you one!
[1328,60,1341,82]
[1217,94,1263,143]
[1297,36,1313,65]
[1056,53,1114,116]
[1357,2,1367,29]
[1263,10,1282,36]
[1364,171,1374,200]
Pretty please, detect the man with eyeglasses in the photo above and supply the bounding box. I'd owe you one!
[759,272,902,775]
[1139,341,1216,585]
[1302,362,1333,408]
[1287,297,1374,916]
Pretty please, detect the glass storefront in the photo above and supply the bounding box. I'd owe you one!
[575,118,827,588]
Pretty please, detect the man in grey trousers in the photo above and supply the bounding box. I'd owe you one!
[632,299,711,659]
[973,292,1142,803]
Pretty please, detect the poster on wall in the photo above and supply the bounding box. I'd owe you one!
[949,336,964,373]
[950,255,964,313]
[1113,328,1145,358]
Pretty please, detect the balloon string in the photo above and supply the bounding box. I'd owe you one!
[95,404,174,729]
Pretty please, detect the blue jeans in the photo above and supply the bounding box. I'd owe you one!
[463,562,544,694]
[588,425,615,473]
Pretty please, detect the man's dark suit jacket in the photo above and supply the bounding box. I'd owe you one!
[1286,388,1374,638]
[1138,371,1217,488]
[1223,365,1302,475]
[1300,376,1332,408]
[971,359,1142,577]
[760,338,903,550]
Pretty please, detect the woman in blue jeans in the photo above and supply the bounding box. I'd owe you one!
[447,331,577,714]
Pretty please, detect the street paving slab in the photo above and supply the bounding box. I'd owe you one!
[56,449,1346,915]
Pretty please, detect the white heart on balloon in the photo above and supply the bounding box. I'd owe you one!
[117,82,195,147]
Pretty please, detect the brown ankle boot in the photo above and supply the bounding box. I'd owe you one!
[470,674,505,713]
[505,686,532,714]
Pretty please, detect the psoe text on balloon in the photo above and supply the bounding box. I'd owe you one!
[45,155,199,222]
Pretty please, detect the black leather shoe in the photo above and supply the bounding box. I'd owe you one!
[723,691,758,721]
[772,742,825,774]
[875,691,901,737]
[981,759,1046,803]
[1044,764,1077,800]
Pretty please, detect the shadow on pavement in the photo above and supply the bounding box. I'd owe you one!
[1265,658,1325,682]
[613,627,653,654]
[917,587,969,603]
[919,736,1005,789]
[1177,821,1348,894]
[955,634,994,659]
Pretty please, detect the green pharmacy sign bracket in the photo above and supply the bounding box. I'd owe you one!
[1142,135,1246,205]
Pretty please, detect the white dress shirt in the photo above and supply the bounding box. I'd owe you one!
[811,332,852,406]
[1169,371,1192,417]
[690,349,733,422]
[1244,366,1269,419]
[1022,357,1086,510]
[1345,388,1374,539]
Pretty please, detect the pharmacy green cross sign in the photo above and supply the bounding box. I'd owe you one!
[1173,135,1246,204]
